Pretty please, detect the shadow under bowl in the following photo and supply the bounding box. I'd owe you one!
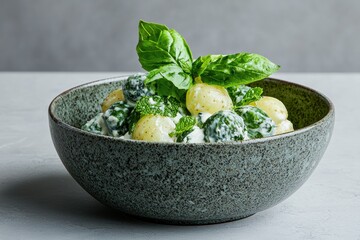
[48,76,334,225]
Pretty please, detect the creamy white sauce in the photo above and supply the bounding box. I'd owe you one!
[171,112,182,124]
[107,115,119,128]
[97,113,109,135]
[159,103,165,112]
[83,113,109,135]
[120,132,132,139]
[112,130,119,137]
[148,97,156,105]
[183,126,205,143]
[199,112,212,123]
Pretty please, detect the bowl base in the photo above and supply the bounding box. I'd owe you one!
[134,213,256,225]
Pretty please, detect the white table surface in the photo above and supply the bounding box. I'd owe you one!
[0,72,359,240]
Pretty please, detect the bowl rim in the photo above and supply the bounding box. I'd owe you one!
[48,75,335,146]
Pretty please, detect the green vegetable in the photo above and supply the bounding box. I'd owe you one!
[136,20,193,73]
[122,73,154,104]
[127,109,141,134]
[192,53,280,87]
[134,95,180,118]
[102,101,132,137]
[196,112,212,128]
[203,110,248,142]
[81,113,108,135]
[136,20,194,101]
[145,64,193,102]
[136,20,279,102]
[169,116,196,139]
[228,85,263,107]
[235,106,275,139]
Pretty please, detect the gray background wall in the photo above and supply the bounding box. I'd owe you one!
[0,0,359,72]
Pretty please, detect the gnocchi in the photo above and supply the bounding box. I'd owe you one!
[275,120,294,135]
[132,115,175,142]
[250,96,288,124]
[101,89,125,112]
[186,83,233,115]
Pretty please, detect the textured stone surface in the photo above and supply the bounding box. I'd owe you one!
[1,72,359,239]
[49,76,334,224]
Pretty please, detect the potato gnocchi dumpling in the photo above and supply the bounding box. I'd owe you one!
[132,115,175,142]
[101,89,125,112]
[186,83,233,115]
[250,96,288,124]
[275,119,294,135]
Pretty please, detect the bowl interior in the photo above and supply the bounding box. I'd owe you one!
[249,80,330,129]
[51,77,331,131]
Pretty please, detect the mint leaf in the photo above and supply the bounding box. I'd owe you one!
[136,20,193,73]
[170,116,196,137]
[228,85,263,107]
[135,95,180,118]
[145,64,193,102]
[192,53,280,87]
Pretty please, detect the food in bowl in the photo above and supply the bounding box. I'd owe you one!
[48,20,334,224]
[81,20,293,143]
[48,76,334,224]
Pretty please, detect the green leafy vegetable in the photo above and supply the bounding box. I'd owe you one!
[136,20,280,110]
[192,53,280,87]
[145,64,193,102]
[228,85,263,107]
[102,101,132,137]
[170,116,197,138]
[127,109,141,134]
[122,73,154,104]
[203,110,248,142]
[134,95,180,118]
[136,20,193,73]
[81,113,108,135]
[235,106,275,139]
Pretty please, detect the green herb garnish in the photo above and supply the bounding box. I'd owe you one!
[134,95,180,118]
[228,85,263,108]
[170,116,197,138]
[136,20,280,102]
[192,53,280,87]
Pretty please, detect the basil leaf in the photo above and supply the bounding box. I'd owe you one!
[169,116,197,138]
[192,53,280,87]
[138,20,168,42]
[135,95,180,118]
[228,85,263,107]
[240,87,263,106]
[136,20,193,73]
[145,64,193,102]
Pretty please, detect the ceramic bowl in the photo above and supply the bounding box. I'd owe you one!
[48,76,334,225]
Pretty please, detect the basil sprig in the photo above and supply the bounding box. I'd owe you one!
[136,20,193,101]
[145,64,193,102]
[136,20,280,100]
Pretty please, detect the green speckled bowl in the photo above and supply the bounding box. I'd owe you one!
[48,76,334,225]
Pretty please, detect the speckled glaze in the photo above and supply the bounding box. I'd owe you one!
[48,76,334,225]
